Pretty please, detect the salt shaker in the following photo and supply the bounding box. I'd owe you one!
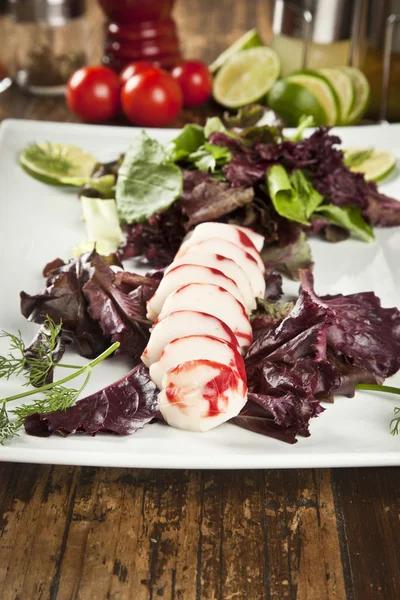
[8,0,88,95]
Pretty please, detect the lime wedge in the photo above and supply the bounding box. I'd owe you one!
[267,79,328,126]
[344,147,397,182]
[20,142,98,187]
[337,67,370,124]
[213,47,281,109]
[286,71,339,125]
[209,29,263,74]
[319,68,355,125]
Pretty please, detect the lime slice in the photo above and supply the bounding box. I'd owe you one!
[267,80,328,127]
[209,29,263,74]
[344,147,397,182]
[286,71,339,125]
[337,67,370,124]
[319,68,355,125]
[20,142,98,186]
[213,47,280,109]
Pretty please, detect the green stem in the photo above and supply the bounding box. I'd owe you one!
[0,342,119,405]
[56,364,83,370]
[356,383,400,396]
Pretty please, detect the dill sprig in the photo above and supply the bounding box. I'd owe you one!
[391,407,400,436]
[0,318,119,444]
[0,317,64,387]
[23,143,75,175]
[356,383,400,436]
[0,330,26,380]
[0,406,19,445]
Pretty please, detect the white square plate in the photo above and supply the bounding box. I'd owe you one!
[0,119,399,469]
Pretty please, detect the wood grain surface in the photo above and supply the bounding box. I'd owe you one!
[0,1,400,599]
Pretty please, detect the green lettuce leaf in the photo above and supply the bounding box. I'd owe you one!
[314,205,375,242]
[291,170,324,218]
[204,117,239,139]
[189,143,231,172]
[116,131,182,224]
[266,165,310,225]
[168,124,205,162]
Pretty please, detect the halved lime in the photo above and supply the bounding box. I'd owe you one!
[337,67,370,124]
[213,47,280,109]
[267,79,328,126]
[344,147,397,182]
[19,142,98,186]
[209,29,263,74]
[286,71,339,125]
[319,68,355,125]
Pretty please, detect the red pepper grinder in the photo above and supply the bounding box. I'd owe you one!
[98,0,182,73]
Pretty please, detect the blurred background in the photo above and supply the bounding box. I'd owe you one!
[0,0,399,125]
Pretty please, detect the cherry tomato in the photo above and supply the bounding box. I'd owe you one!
[120,61,155,84]
[66,66,121,123]
[171,60,212,107]
[121,67,183,127]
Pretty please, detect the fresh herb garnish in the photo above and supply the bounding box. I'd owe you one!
[23,142,74,174]
[356,383,400,435]
[0,317,119,444]
[0,317,64,386]
[189,142,231,172]
[168,124,205,162]
[391,407,400,436]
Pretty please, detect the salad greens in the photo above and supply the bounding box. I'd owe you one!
[189,142,232,172]
[75,196,122,256]
[116,131,182,223]
[167,123,205,162]
[314,204,374,242]
[19,105,400,260]
[0,316,119,443]
[267,165,311,226]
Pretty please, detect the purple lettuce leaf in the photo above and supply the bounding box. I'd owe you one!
[82,252,159,359]
[264,271,283,300]
[223,105,281,129]
[232,391,323,444]
[226,197,280,247]
[261,222,313,281]
[250,302,295,340]
[20,252,110,359]
[210,132,274,188]
[24,364,161,437]
[120,202,186,268]
[300,270,400,380]
[362,192,400,227]
[21,250,158,362]
[179,168,254,228]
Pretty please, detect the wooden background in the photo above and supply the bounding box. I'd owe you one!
[0,1,400,599]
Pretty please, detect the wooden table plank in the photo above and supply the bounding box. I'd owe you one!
[1,0,400,598]
[333,468,400,600]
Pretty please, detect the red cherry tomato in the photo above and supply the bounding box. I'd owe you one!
[171,60,212,107]
[121,67,183,127]
[66,66,121,123]
[120,61,155,84]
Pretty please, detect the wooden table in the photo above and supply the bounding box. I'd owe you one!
[0,1,399,598]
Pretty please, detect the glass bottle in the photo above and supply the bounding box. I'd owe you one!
[8,0,88,95]
[98,0,182,72]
